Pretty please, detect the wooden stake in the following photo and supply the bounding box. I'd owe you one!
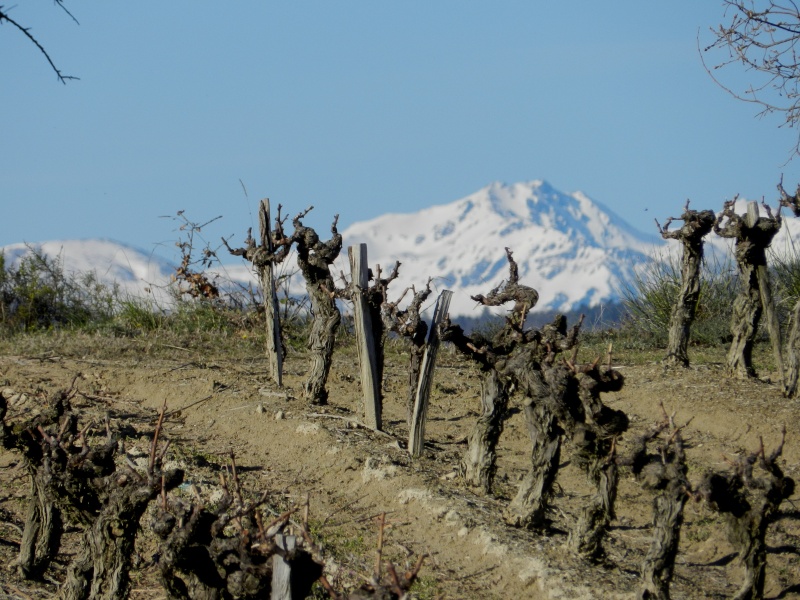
[746,201,785,389]
[375,512,386,581]
[260,199,284,387]
[349,244,382,430]
[271,534,296,600]
[408,289,453,457]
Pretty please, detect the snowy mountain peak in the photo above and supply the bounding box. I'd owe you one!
[342,180,661,317]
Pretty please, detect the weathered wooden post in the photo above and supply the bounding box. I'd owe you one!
[747,201,785,389]
[260,199,284,387]
[408,289,452,457]
[271,534,296,600]
[222,198,288,387]
[349,244,382,430]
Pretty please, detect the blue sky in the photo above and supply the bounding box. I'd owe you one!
[2,2,799,263]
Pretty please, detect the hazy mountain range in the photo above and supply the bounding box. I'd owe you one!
[4,180,799,320]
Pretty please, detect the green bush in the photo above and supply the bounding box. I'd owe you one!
[0,247,118,332]
[115,296,168,332]
[619,250,738,348]
[769,236,800,317]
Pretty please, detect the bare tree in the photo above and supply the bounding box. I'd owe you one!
[704,1,800,156]
[0,2,79,83]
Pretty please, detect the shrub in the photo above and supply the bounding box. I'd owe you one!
[115,296,168,332]
[769,235,800,317]
[0,246,118,333]
[619,250,738,348]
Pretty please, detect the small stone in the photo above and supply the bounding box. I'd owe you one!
[256,403,265,414]
[275,410,285,420]
[296,422,320,435]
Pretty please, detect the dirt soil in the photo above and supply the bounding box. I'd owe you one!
[0,334,799,599]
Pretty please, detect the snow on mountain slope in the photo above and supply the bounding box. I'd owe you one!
[8,183,800,322]
[1,239,174,289]
[1,238,265,304]
[341,180,663,318]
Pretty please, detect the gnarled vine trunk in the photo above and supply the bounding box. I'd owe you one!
[16,471,63,578]
[381,279,431,427]
[503,397,561,529]
[698,431,794,600]
[657,206,715,367]
[628,420,690,600]
[292,210,342,405]
[303,286,341,405]
[727,268,762,378]
[461,369,510,493]
[568,366,627,560]
[714,200,781,379]
[569,425,619,560]
[783,299,800,397]
[639,487,687,600]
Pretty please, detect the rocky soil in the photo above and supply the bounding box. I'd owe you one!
[0,334,798,599]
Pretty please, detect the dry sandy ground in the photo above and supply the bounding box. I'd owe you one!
[0,334,798,599]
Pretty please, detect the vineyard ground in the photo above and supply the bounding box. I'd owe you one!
[0,333,799,599]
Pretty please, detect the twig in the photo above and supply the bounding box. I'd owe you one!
[316,576,341,600]
[149,399,168,473]
[304,413,395,438]
[0,520,24,537]
[320,493,370,527]
[2,584,35,600]
[375,512,386,581]
[228,451,245,507]
[262,507,297,537]
[0,8,78,84]
[162,394,213,419]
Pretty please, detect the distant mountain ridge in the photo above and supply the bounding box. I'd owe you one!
[11,181,800,321]
[341,180,661,317]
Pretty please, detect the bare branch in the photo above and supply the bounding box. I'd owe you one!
[0,5,79,84]
[702,1,800,157]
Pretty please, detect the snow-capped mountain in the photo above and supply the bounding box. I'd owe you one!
[341,180,662,317]
[9,181,799,321]
[0,239,258,306]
